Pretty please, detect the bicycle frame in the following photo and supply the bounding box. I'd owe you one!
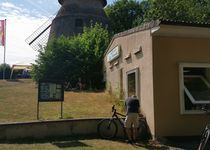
[112,105,125,120]
[108,105,126,130]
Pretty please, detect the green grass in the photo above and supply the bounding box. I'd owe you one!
[0,79,170,150]
[0,79,122,122]
[0,137,150,150]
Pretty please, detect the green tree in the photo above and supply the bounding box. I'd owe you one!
[105,0,210,35]
[143,0,210,22]
[0,63,11,79]
[105,0,144,34]
[32,23,110,89]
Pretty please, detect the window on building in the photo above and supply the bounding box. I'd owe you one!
[128,72,135,97]
[127,68,139,98]
[75,19,83,27]
[180,63,210,114]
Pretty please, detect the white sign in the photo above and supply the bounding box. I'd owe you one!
[107,46,120,62]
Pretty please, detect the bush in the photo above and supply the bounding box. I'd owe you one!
[0,64,11,79]
[32,23,110,89]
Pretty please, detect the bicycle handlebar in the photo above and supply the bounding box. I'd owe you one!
[112,105,116,112]
[201,105,210,115]
[111,105,142,118]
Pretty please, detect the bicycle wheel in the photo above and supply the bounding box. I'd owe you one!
[198,129,210,150]
[97,119,118,139]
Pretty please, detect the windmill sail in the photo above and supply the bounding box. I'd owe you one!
[25,16,55,51]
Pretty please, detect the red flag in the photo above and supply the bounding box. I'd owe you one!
[0,20,5,46]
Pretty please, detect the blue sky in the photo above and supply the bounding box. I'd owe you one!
[0,0,115,65]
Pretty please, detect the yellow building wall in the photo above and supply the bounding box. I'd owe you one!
[104,30,156,137]
[153,36,210,137]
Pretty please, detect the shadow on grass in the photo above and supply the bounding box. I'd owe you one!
[105,136,204,150]
[0,135,201,149]
[0,136,94,148]
[112,139,170,150]
[52,140,91,148]
[6,79,24,82]
[66,90,105,93]
[161,136,202,150]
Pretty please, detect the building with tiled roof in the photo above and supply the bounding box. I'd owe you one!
[104,19,210,138]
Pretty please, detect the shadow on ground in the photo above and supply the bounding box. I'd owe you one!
[0,136,209,150]
[52,140,91,148]
[0,136,167,149]
[6,79,23,82]
[0,136,93,149]
[109,139,169,150]
[116,136,210,150]
[157,136,210,150]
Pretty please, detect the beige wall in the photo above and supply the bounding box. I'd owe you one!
[153,36,210,137]
[104,30,156,137]
[0,119,101,140]
[0,118,147,140]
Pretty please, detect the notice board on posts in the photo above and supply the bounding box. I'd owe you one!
[38,80,64,102]
[37,80,64,119]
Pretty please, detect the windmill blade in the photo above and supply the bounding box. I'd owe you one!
[25,15,55,51]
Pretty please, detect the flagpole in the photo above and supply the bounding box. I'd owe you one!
[3,19,6,80]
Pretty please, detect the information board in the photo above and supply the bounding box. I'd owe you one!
[107,45,120,62]
[38,80,64,102]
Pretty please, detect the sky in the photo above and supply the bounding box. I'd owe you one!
[0,0,115,66]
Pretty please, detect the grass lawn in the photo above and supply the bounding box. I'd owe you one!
[0,80,158,149]
[0,137,152,150]
[0,79,189,150]
[0,79,120,122]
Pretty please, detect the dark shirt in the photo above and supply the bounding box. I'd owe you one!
[125,97,140,114]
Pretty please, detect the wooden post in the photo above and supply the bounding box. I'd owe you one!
[37,101,39,120]
[61,101,63,119]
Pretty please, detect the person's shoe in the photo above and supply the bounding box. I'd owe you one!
[132,140,140,146]
[126,140,133,144]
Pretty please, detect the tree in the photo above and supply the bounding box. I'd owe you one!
[32,23,110,89]
[0,64,11,79]
[105,0,210,35]
[143,0,210,22]
[105,0,144,34]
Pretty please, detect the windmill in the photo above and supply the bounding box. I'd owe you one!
[26,0,108,51]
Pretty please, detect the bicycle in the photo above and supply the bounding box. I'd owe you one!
[97,105,126,139]
[198,105,210,150]
[97,105,150,140]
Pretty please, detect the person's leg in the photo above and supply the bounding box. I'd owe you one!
[124,115,132,143]
[132,127,138,141]
[125,128,132,142]
[132,114,139,142]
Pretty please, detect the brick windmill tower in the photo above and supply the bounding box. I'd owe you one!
[50,0,108,38]
[26,0,108,50]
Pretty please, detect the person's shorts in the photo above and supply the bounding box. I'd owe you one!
[124,113,139,128]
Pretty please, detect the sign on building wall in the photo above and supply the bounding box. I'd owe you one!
[107,45,120,62]
[38,80,64,102]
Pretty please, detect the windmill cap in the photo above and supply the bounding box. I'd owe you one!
[58,0,107,7]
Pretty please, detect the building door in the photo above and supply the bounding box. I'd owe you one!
[126,68,139,98]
